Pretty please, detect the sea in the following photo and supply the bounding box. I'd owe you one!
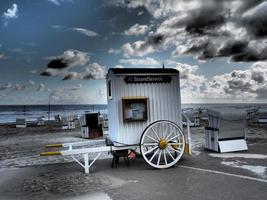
[0,103,266,124]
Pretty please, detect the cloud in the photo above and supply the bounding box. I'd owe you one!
[71,28,99,37]
[52,25,99,37]
[29,80,36,86]
[115,0,267,62]
[2,4,18,26]
[30,69,38,74]
[0,80,49,94]
[119,57,159,66]
[37,83,46,92]
[8,48,23,53]
[0,83,12,90]
[46,49,90,69]
[124,24,150,36]
[14,83,26,91]
[0,53,8,59]
[60,62,106,80]
[51,25,65,29]
[121,40,156,57]
[175,63,198,79]
[48,0,72,6]
[41,50,106,80]
[47,84,103,104]
[108,48,121,54]
[113,65,124,68]
[83,62,106,80]
[171,61,267,102]
[174,63,207,101]
[47,58,68,69]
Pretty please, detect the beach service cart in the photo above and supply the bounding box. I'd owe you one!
[41,68,191,173]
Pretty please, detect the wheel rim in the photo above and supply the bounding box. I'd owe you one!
[140,120,185,169]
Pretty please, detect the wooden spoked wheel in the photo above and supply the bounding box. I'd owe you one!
[140,120,185,169]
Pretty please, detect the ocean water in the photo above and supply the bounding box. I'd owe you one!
[0,103,266,124]
[0,104,107,124]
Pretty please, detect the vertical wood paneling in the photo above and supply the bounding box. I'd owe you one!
[107,72,181,145]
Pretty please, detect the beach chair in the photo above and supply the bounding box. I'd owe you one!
[257,108,267,124]
[79,112,103,139]
[16,118,27,128]
[205,109,248,153]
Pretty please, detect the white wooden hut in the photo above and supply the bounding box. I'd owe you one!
[106,68,182,145]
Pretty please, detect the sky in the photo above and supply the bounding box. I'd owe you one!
[0,0,267,105]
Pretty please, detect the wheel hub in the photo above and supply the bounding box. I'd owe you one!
[159,139,168,149]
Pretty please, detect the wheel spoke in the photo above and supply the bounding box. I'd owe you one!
[145,134,158,143]
[168,142,184,146]
[165,148,175,161]
[163,150,167,165]
[167,134,180,142]
[144,146,158,155]
[163,124,169,138]
[151,127,160,140]
[142,142,158,146]
[149,148,159,162]
[165,129,175,140]
[157,149,162,166]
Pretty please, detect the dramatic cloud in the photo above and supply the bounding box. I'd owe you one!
[121,40,156,57]
[175,63,198,79]
[174,63,207,102]
[47,58,68,69]
[124,24,150,36]
[2,4,18,26]
[175,61,267,102]
[60,62,106,81]
[41,50,106,80]
[71,28,99,37]
[46,49,90,69]
[120,57,159,66]
[115,0,267,62]
[83,62,106,80]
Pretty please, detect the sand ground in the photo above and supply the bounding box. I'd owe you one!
[0,124,267,200]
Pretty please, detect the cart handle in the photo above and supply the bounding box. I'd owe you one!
[40,151,61,156]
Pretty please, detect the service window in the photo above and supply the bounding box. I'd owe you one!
[122,97,148,122]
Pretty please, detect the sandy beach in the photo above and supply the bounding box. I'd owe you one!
[0,122,267,200]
